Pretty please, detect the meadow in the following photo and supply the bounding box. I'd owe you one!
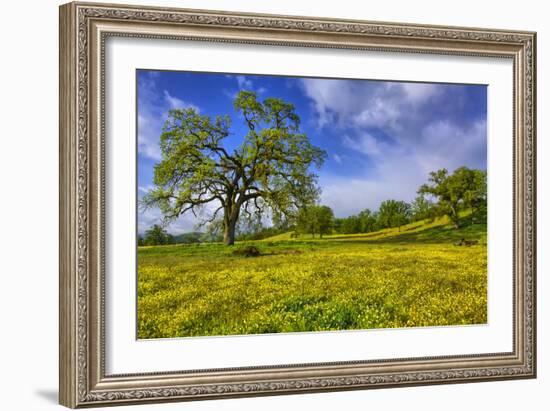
[137,215,487,339]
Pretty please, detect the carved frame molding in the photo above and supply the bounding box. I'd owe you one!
[59,2,536,408]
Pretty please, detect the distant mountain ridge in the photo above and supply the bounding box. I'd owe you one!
[172,231,207,244]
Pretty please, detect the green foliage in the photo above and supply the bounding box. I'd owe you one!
[236,225,290,241]
[338,215,361,234]
[137,213,487,338]
[141,224,174,246]
[295,205,334,238]
[142,91,326,245]
[466,169,488,223]
[410,195,437,222]
[357,208,378,232]
[172,231,217,244]
[418,167,487,228]
[378,200,411,231]
[330,167,485,236]
[334,209,378,235]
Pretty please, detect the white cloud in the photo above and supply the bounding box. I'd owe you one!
[137,113,162,160]
[343,133,387,157]
[298,79,346,127]
[222,89,237,100]
[236,75,253,90]
[298,77,486,216]
[137,73,201,161]
[138,185,154,194]
[401,82,441,103]
[138,206,199,236]
[299,78,443,132]
[352,98,400,129]
[163,90,184,109]
[320,119,487,216]
[137,186,223,235]
[163,90,199,112]
[321,176,419,217]
[417,119,487,173]
[137,72,209,234]
[333,154,343,164]
[224,75,267,98]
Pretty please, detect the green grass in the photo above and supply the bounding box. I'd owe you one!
[137,216,487,339]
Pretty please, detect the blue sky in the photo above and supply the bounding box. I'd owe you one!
[137,70,487,234]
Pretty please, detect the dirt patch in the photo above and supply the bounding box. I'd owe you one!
[232,246,262,257]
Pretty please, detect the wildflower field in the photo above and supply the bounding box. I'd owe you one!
[137,216,487,339]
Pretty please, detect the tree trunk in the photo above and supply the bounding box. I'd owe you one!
[223,207,239,246]
[450,204,459,229]
[223,222,236,245]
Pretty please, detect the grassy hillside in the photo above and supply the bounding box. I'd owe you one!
[137,214,487,339]
[262,214,485,244]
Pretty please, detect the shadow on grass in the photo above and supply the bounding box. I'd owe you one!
[365,222,487,245]
[139,215,487,254]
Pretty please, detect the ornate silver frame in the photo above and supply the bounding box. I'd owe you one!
[59,1,536,408]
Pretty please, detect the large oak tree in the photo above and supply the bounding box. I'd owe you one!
[143,91,326,245]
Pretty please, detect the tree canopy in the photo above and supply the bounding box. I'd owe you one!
[143,91,326,245]
[142,100,486,244]
[296,205,334,238]
[410,194,436,222]
[139,224,174,246]
[378,200,411,231]
[418,167,486,228]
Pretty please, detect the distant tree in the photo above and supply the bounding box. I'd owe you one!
[142,91,326,246]
[316,206,335,238]
[237,225,289,241]
[173,232,204,244]
[378,200,411,231]
[410,195,437,222]
[340,215,361,234]
[418,167,486,228]
[295,207,314,237]
[333,217,343,234]
[296,205,334,238]
[464,169,487,223]
[142,224,174,246]
[370,212,382,232]
[358,208,377,233]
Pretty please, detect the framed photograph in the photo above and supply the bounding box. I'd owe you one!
[59,2,536,408]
